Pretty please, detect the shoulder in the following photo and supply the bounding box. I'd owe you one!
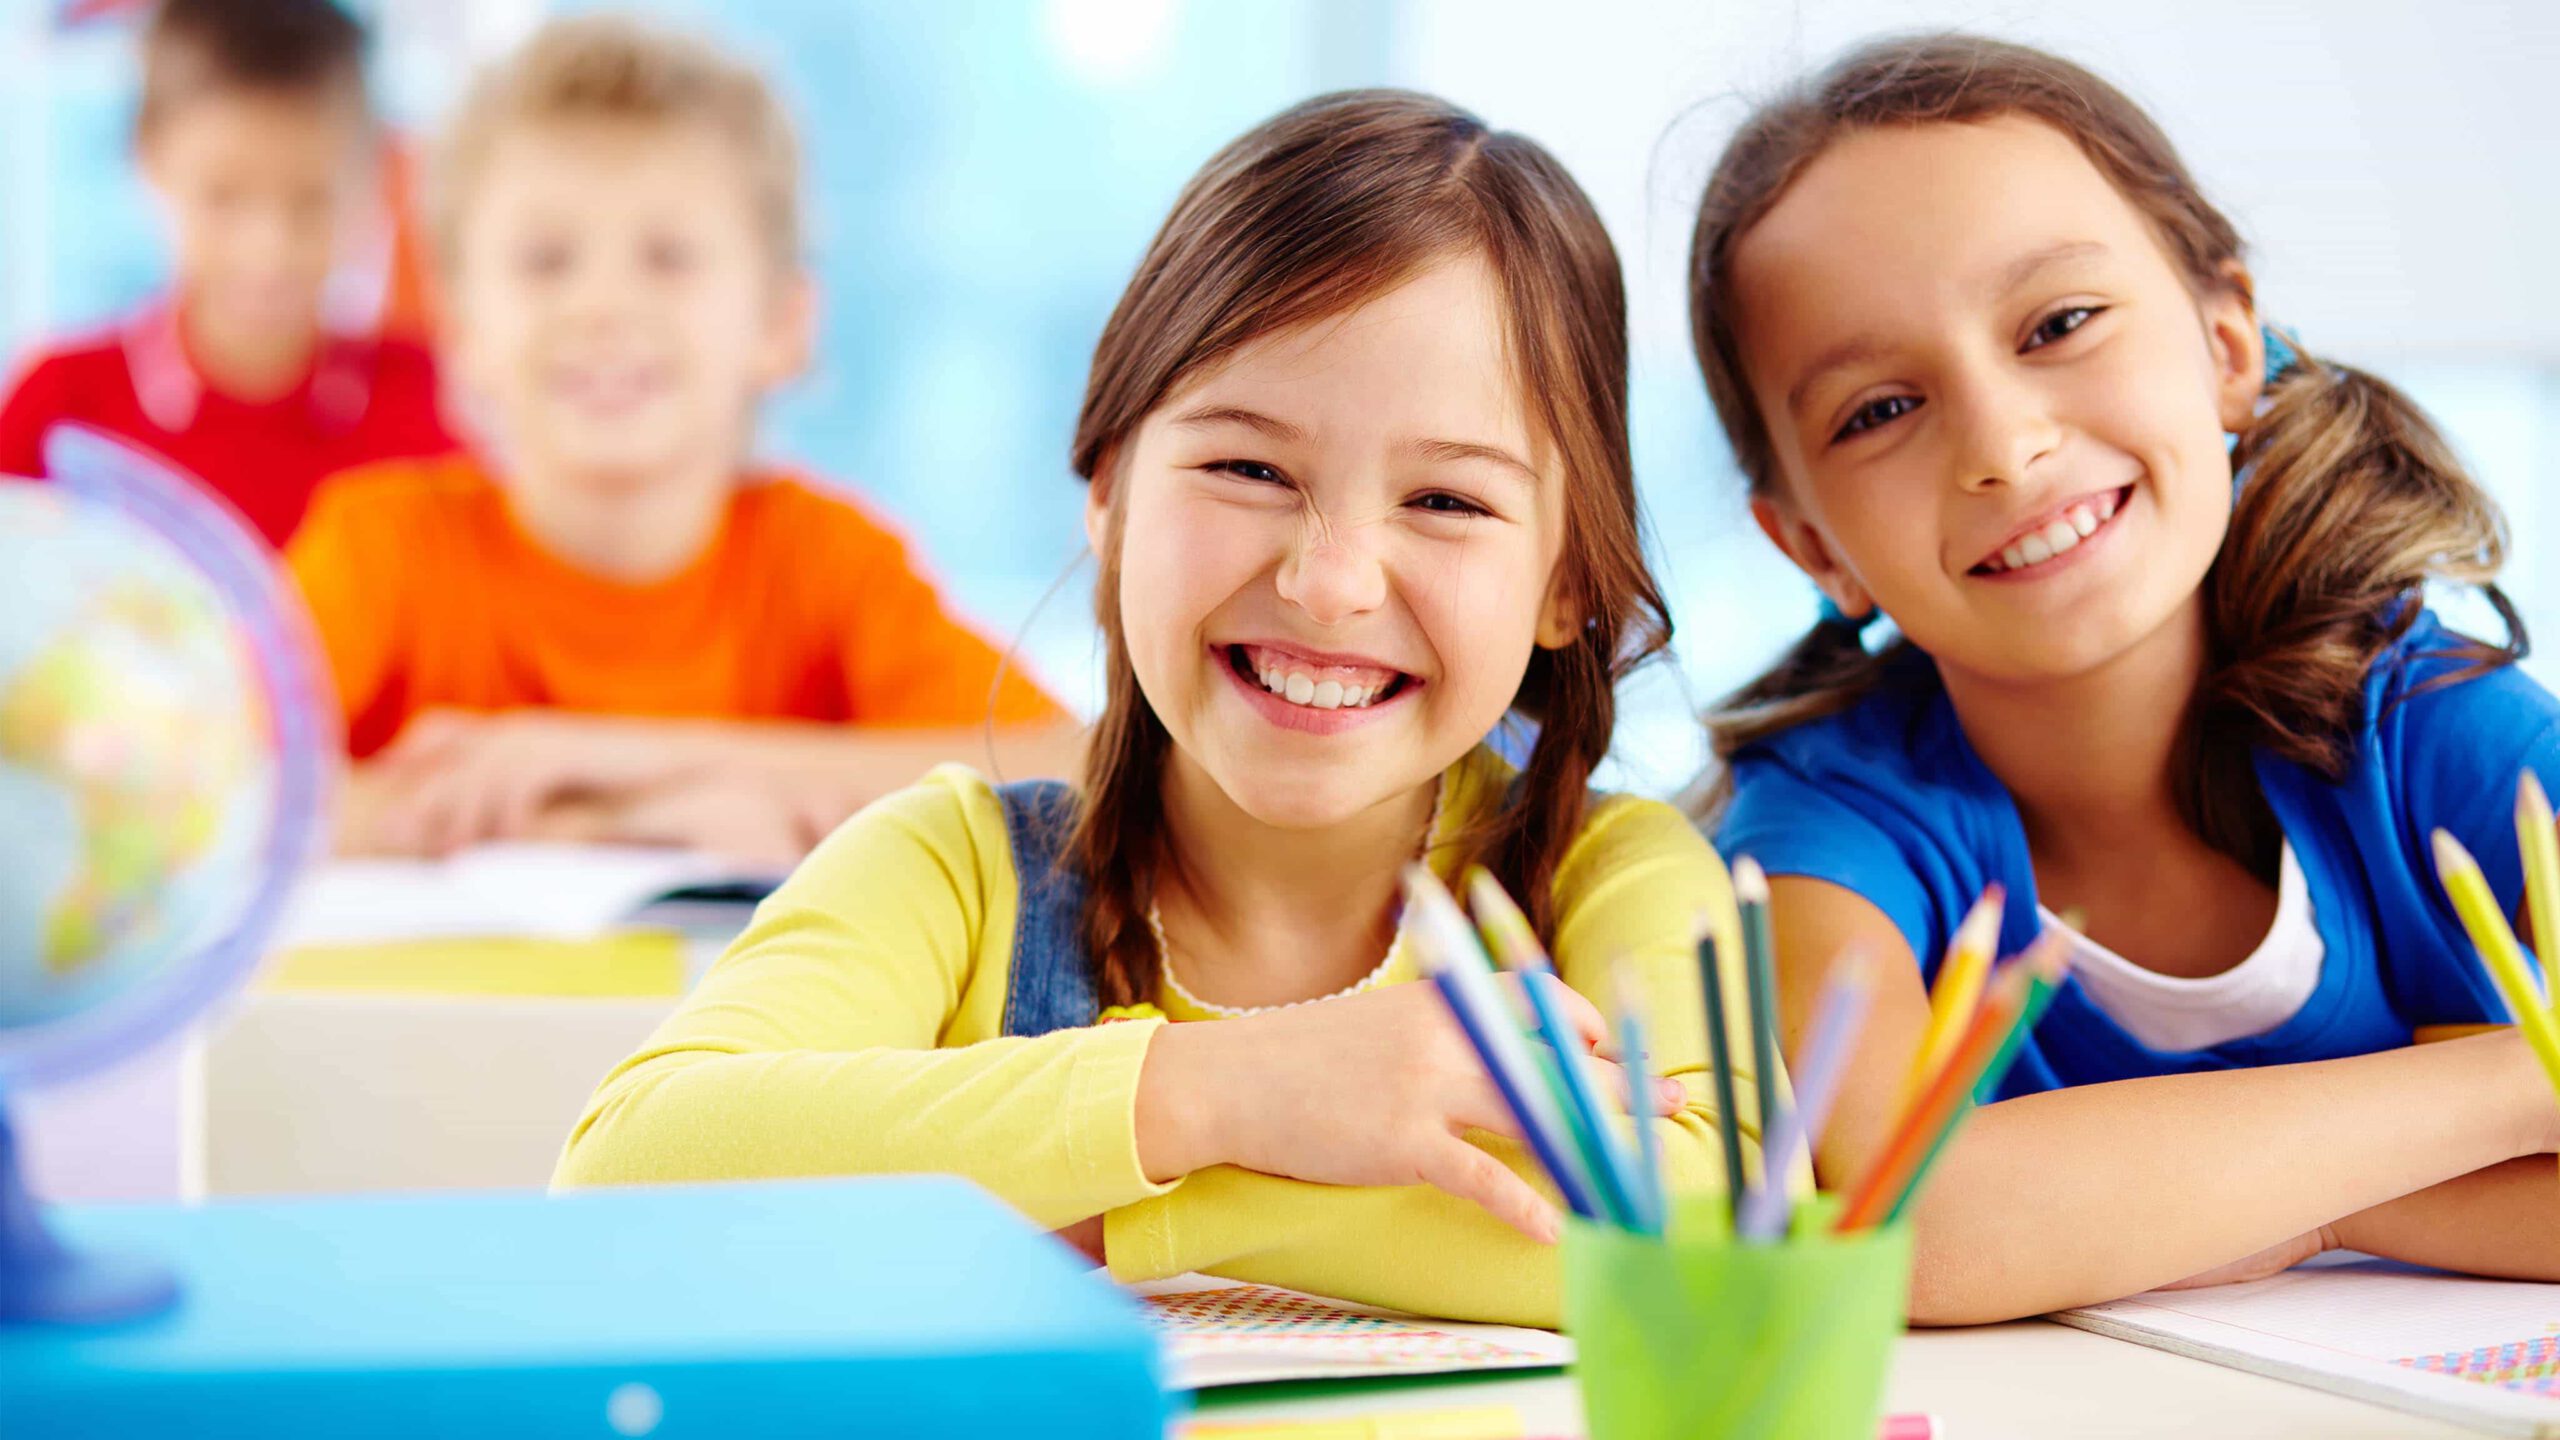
[365,336,441,388]
[1720,653,1980,841]
[302,452,497,526]
[2,333,122,409]
[2364,606,2560,805]
[736,468,919,561]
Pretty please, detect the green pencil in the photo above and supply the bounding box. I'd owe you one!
[1696,932,1748,1225]
[1734,858,1782,1212]
[1881,938,2070,1226]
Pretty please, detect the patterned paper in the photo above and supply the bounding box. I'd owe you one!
[2399,1334,2560,1397]
[1145,1284,1548,1372]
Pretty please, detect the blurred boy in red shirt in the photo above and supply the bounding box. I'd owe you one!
[0,0,452,547]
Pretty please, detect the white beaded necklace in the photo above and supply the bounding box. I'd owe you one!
[1148,775,1449,1019]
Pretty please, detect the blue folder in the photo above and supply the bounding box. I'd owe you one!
[3,1176,1170,1438]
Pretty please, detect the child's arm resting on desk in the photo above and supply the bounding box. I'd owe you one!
[552,770,1176,1227]
[1100,801,1770,1330]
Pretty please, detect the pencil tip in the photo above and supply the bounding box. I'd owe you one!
[2431,828,2473,874]
[1734,856,1770,904]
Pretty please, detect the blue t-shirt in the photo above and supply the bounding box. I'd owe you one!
[1717,609,2560,1099]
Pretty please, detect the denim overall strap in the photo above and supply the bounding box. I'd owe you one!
[996,779,1103,1038]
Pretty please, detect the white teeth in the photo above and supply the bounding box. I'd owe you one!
[2098,490,2120,519]
[2018,534,2054,566]
[2001,545,2027,571]
[2040,519,2080,553]
[1284,674,1315,705]
[2067,506,2098,538]
[1311,680,1345,710]
[1244,650,1398,710]
[1341,685,1367,707]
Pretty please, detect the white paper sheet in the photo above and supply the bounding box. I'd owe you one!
[2055,1254,2560,1437]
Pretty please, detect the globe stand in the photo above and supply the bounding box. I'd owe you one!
[0,1099,178,1326]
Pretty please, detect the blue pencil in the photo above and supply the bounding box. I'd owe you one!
[1517,969,1640,1228]
[1406,868,1603,1221]
[1615,961,1667,1235]
[1425,969,1602,1222]
[1738,945,1878,1242]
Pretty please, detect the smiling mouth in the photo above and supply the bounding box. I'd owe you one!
[1225,644,1416,712]
[1972,486,2133,576]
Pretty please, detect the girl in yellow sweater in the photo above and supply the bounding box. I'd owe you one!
[555,89,1757,1327]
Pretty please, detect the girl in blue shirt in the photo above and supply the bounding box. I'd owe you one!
[1688,34,2560,1323]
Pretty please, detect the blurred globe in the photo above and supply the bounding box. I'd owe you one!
[0,428,329,1089]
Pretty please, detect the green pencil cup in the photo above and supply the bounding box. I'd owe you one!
[1563,1197,1911,1440]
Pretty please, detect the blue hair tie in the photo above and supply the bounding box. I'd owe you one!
[2261,322,2302,385]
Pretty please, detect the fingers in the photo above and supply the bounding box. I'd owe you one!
[1416,1135,1560,1245]
[1499,972,1611,1051]
[1581,1058,1690,1115]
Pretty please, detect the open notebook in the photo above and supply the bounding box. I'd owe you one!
[277,843,784,948]
[2055,1254,2560,1437]
[1133,1275,1572,1390]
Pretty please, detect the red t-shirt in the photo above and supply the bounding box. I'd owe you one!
[0,306,455,549]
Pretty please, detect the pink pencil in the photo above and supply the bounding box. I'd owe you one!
[1879,1414,1942,1440]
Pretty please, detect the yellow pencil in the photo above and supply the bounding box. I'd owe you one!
[2431,829,2560,1095]
[1901,886,2003,1105]
[2515,774,2560,1011]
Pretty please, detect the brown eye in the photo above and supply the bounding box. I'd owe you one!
[2024,305,2101,351]
[1206,459,1285,484]
[1835,394,1920,443]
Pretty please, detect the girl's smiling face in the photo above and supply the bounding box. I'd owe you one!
[1732,116,2267,686]
[1093,253,1576,830]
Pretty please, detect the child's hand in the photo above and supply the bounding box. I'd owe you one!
[599,775,846,868]
[368,710,706,854]
[1134,977,1686,1244]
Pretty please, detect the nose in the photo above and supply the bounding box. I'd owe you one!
[1275,515,1388,627]
[1945,366,2063,494]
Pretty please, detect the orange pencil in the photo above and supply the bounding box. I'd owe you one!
[1835,935,2064,1232]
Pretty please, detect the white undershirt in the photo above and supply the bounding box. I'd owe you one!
[2039,842,2324,1053]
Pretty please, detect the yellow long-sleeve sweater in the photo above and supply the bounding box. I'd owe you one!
[554,747,1773,1327]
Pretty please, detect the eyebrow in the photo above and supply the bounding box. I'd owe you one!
[1166,404,1307,442]
[1410,437,1538,484]
[1781,240,2114,419]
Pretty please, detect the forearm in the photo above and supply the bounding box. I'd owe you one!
[2333,1156,2560,1280]
[554,1020,1171,1228]
[1899,1033,2548,1324]
[668,718,1086,806]
[1108,1109,1740,1329]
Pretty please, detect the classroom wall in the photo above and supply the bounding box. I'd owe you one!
[2,0,2549,797]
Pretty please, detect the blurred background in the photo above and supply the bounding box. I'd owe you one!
[5,0,2555,797]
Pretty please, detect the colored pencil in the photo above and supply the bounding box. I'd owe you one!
[1464,867,1642,1228]
[1733,858,1784,1209]
[1695,930,1749,1225]
[1737,945,1878,1242]
[1615,959,1667,1234]
[1901,887,2003,1107]
[1836,934,2063,1233]
[2517,774,2560,1007]
[1881,935,2071,1226]
[2431,831,2560,1096]
[1404,868,1604,1221]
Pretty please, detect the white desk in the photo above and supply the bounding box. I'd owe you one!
[1201,1321,2482,1438]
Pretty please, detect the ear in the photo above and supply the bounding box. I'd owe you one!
[1751,491,1874,623]
[1533,580,1581,651]
[1083,446,1120,558]
[756,269,819,387]
[2201,260,2265,433]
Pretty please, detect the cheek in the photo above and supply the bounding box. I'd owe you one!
[1400,532,1551,700]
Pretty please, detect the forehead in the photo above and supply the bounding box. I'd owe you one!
[1164,255,1536,452]
[1730,115,2170,364]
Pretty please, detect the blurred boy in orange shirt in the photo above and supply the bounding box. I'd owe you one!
[0,0,454,547]
[288,16,1078,865]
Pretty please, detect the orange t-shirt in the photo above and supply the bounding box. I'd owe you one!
[287,453,1067,758]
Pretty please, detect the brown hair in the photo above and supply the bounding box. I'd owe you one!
[430,15,801,275]
[136,0,367,140]
[1686,34,2518,870]
[1070,88,1670,1008]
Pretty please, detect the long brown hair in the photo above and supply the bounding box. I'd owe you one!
[1070,89,1670,1008]
[1686,34,2519,869]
